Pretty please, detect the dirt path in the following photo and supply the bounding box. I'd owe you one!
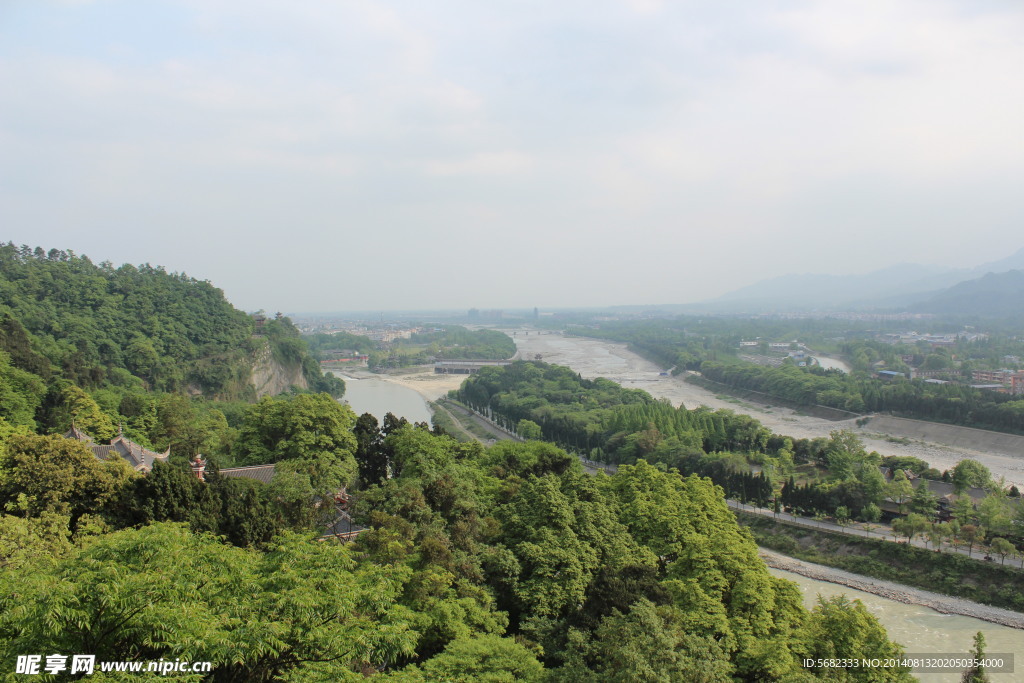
[441,400,523,444]
[430,400,478,442]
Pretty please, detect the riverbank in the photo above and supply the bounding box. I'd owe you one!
[741,511,1024,614]
[760,548,1024,630]
[506,331,1024,489]
[340,366,465,402]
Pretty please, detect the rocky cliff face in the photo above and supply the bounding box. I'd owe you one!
[250,339,309,398]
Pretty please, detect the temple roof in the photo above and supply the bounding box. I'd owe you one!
[219,464,277,484]
[320,507,366,539]
[64,426,170,472]
[64,425,94,444]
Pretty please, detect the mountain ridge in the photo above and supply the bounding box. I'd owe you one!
[703,247,1024,312]
[908,269,1024,317]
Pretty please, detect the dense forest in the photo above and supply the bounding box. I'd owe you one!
[0,242,341,400]
[455,361,772,457]
[455,361,787,508]
[0,243,345,463]
[454,361,1024,561]
[0,243,253,394]
[0,419,914,680]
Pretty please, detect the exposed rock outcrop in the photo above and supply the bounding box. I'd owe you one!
[250,339,308,398]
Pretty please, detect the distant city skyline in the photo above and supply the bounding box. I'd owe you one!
[3,1,1023,312]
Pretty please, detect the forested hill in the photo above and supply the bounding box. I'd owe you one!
[0,242,338,399]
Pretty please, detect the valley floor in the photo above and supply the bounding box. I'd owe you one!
[504,332,1024,489]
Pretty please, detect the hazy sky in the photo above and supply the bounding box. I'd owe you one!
[2,1,1023,313]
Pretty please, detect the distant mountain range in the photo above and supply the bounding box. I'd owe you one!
[911,270,1024,317]
[699,248,1024,315]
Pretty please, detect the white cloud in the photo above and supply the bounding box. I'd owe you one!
[425,151,532,177]
[2,0,1023,309]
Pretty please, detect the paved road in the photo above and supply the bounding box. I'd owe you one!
[729,500,1022,566]
[439,400,524,444]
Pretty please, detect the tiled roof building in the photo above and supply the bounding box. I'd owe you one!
[217,464,365,540]
[219,464,277,484]
[65,425,170,473]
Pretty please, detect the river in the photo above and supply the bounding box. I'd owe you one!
[330,372,432,424]
[507,331,1024,488]
[772,567,1022,682]
[813,354,851,373]
[501,331,1024,678]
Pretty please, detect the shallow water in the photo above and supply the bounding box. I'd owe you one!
[331,373,432,424]
[770,567,1023,682]
[814,355,851,373]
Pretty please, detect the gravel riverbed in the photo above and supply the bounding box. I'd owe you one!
[507,332,1024,489]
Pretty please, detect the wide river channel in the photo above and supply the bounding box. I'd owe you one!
[330,358,1022,680]
[774,568,1021,682]
[332,372,432,424]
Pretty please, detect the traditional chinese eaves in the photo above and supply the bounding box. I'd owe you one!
[64,426,170,472]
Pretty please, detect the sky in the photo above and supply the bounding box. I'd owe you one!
[2,0,1023,313]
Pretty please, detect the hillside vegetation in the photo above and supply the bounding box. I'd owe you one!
[0,243,257,395]
[0,421,914,680]
[0,246,920,679]
[0,243,343,464]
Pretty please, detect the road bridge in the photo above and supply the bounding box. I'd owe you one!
[434,360,513,375]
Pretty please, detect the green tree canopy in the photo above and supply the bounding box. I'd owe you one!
[0,351,45,429]
[802,595,913,682]
[0,523,420,680]
[418,634,544,682]
[0,433,135,525]
[235,393,358,492]
[952,459,992,494]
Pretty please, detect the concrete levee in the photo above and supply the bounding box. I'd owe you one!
[859,415,1024,459]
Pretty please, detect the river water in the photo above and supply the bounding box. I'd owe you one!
[772,567,1022,682]
[330,372,432,424]
[813,354,851,373]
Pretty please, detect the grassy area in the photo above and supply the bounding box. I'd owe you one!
[428,401,474,442]
[739,512,1024,613]
[714,395,767,412]
[434,400,503,442]
[687,374,859,421]
[791,463,828,486]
